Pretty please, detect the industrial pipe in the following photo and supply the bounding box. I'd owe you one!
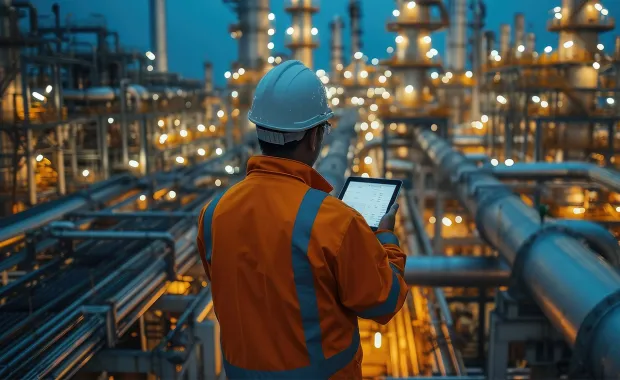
[316,109,357,194]
[551,219,620,268]
[415,129,620,378]
[404,256,511,287]
[11,1,37,35]
[491,162,620,193]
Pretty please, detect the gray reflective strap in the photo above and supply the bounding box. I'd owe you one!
[256,128,306,145]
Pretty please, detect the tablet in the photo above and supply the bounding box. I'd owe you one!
[338,177,402,230]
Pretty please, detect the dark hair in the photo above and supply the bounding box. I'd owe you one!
[256,126,307,157]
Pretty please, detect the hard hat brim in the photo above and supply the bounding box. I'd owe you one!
[249,110,334,133]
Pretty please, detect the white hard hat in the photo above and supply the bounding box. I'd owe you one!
[250,60,334,145]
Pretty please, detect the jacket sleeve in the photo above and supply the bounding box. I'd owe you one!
[335,212,408,325]
[196,204,212,282]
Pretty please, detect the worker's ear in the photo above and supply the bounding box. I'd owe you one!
[309,127,320,152]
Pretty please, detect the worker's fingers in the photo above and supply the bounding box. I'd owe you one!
[388,203,399,215]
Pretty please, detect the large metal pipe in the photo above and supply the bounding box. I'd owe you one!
[404,256,510,287]
[491,162,620,193]
[415,129,620,378]
[10,1,38,35]
[149,0,168,72]
[316,109,357,194]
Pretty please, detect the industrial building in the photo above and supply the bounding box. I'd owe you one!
[0,0,619,378]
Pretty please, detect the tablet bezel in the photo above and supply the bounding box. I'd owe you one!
[337,176,403,230]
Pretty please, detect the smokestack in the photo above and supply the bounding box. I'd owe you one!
[149,0,168,72]
[204,62,213,92]
[349,0,362,58]
[514,13,525,55]
[330,16,344,78]
[238,0,270,69]
[526,33,536,54]
[449,0,467,71]
[500,24,511,57]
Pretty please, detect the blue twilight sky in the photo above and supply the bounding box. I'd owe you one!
[32,0,619,86]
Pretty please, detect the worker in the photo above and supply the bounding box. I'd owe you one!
[197,60,408,379]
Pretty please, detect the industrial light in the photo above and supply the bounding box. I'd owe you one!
[82,169,90,177]
[311,27,318,36]
[268,56,275,64]
[197,148,206,156]
[361,173,370,178]
[472,121,483,129]
[372,58,379,65]
[517,45,525,52]
[407,1,416,9]
[238,68,245,75]
[481,115,489,123]
[545,46,553,53]
[593,62,601,70]
[505,158,514,166]
[224,71,231,79]
[423,36,431,43]
[337,87,344,95]
[268,12,275,20]
[268,29,275,36]
[268,42,275,49]
[45,85,53,94]
[563,40,574,48]
[379,75,387,83]
[442,217,452,227]
[365,132,374,141]
[147,65,154,72]
[216,148,223,155]
[431,72,439,79]
[168,190,177,199]
[395,35,404,44]
[385,70,392,77]
[197,124,205,132]
[616,206,620,212]
[215,179,222,187]
[466,71,473,78]
[287,27,294,35]
[494,55,502,62]
[455,216,463,223]
[159,134,168,144]
[32,92,45,101]
[554,6,561,12]
[275,56,282,64]
[129,160,139,168]
[490,158,499,166]
[179,129,188,138]
[597,43,604,51]
[360,70,368,78]
[353,51,363,60]
[555,13,562,19]
[336,63,343,71]
[572,207,585,215]
[532,95,541,103]
[370,104,378,112]
[232,72,239,79]
[607,98,615,105]
[139,195,146,201]
[445,72,453,79]
[426,51,434,59]
[315,69,325,77]
[176,156,185,164]
[602,8,609,16]
[431,124,438,132]
[490,49,499,57]
[392,9,400,17]
[209,125,216,132]
[329,97,339,106]
[541,100,549,108]
[382,91,390,99]
[372,121,381,130]
[108,117,114,124]
[153,94,160,100]
[405,85,414,93]
[145,51,156,60]
[364,156,373,164]
[429,216,436,224]
[344,71,352,79]
[360,122,369,131]
[217,110,225,118]
[36,154,43,162]
[442,76,449,84]
[174,119,181,126]
[496,95,507,104]
[232,91,239,98]
[320,76,329,84]
[358,97,365,105]
[225,165,234,174]
[387,46,394,54]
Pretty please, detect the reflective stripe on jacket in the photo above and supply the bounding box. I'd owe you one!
[196,156,408,379]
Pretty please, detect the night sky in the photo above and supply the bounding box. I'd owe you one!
[32,0,619,86]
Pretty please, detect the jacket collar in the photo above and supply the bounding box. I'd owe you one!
[247,156,334,194]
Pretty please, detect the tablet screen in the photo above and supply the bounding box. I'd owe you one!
[340,181,398,228]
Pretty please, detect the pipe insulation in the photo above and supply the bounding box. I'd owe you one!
[415,129,620,379]
[404,256,511,287]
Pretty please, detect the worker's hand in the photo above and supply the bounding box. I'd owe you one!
[378,203,399,231]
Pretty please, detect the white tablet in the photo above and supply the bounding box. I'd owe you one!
[338,177,403,230]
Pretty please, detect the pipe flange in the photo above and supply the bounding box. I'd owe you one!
[569,289,620,378]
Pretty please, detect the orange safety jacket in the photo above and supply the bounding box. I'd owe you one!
[197,156,408,379]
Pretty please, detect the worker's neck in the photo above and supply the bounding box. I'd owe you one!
[268,153,314,168]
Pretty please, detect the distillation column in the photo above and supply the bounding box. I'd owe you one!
[330,16,344,83]
[549,0,613,159]
[149,0,168,72]
[349,0,363,58]
[447,0,467,126]
[285,0,319,69]
[388,0,444,111]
